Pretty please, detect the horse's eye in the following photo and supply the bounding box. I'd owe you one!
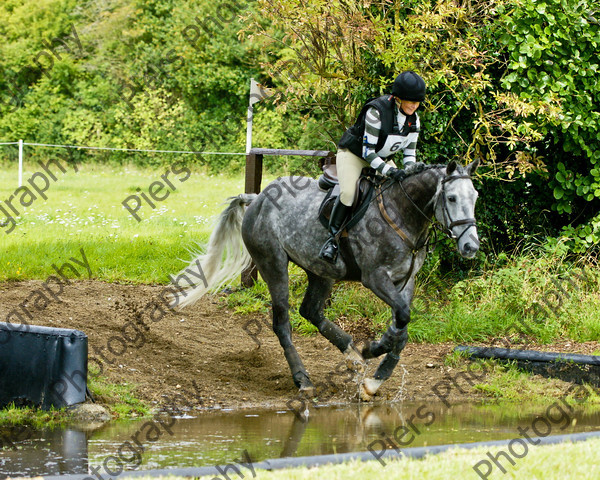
[448,195,457,203]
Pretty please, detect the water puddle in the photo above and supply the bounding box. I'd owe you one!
[2,401,600,477]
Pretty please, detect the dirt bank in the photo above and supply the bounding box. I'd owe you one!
[2,280,598,412]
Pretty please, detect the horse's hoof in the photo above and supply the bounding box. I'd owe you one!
[344,345,366,373]
[359,377,383,401]
[359,384,373,401]
[299,385,316,398]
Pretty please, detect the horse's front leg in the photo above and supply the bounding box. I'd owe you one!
[360,267,415,400]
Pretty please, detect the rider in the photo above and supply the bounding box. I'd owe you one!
[319,71,427,263]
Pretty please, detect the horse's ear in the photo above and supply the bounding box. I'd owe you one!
[446,160,458,175]
[467,158,480,176]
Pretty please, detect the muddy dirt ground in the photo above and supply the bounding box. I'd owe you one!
[2,280,599,412]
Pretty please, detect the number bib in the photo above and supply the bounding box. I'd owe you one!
[377,133,414,159]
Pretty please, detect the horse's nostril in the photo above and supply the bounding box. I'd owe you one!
[464,243,473,253]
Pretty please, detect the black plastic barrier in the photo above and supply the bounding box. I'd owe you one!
[454,346,600,366]
[0,323,87,410]
[454,345,600,386]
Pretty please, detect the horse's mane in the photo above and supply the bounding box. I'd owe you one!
[402,163,450,211]
[403,162,447,180]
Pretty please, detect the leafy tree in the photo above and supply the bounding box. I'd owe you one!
[498,0,600,251]
[246,0,600,253]
[0,0,302,171]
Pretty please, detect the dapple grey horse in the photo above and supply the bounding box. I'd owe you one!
[173,160,479,400]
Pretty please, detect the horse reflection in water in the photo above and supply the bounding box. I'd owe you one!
[173,161,479,400]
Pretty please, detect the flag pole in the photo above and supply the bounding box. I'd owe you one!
[246,78,254,154]
[246,78,274,154]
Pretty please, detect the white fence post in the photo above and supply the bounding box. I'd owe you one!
[246,104,253,154]
[18,139,23,187]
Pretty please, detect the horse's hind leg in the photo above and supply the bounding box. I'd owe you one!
[299,272,366,372]
[252,252,315,394]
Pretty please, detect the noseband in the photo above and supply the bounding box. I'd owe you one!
[439,174,477,243]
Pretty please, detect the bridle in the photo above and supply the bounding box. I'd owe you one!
[374,169,477,250]
[370,167,477,292]
[438,174,477,243]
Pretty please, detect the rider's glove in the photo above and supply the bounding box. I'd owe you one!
[387,167,406,182]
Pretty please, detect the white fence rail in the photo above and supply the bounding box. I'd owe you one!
[0,140,245,187]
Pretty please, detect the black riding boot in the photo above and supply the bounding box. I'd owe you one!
[319,199,351,263]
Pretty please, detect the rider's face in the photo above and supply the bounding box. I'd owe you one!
[396,98,420,115]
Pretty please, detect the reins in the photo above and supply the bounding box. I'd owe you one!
[370,166,476,291]
[375,184,415,249]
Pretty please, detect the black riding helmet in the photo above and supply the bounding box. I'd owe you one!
[392,71,426,102]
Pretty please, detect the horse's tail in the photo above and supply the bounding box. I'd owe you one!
[174,194,257,308]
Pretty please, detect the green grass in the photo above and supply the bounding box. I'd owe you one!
[409,252,600,344]
[227,252,600,345]
[0,375,152,428]
[0,403,72,429]
[88,375,152,419]
[0,162,261,283]
[123,438,600,479]
[467,359,599,403]
[444,348,472,367]
[439,352,600,405]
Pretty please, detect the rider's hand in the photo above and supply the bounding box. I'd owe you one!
[404,161,423,174]
[387,167,406,182]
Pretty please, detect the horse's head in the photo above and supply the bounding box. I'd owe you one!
[434,160,480,258]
